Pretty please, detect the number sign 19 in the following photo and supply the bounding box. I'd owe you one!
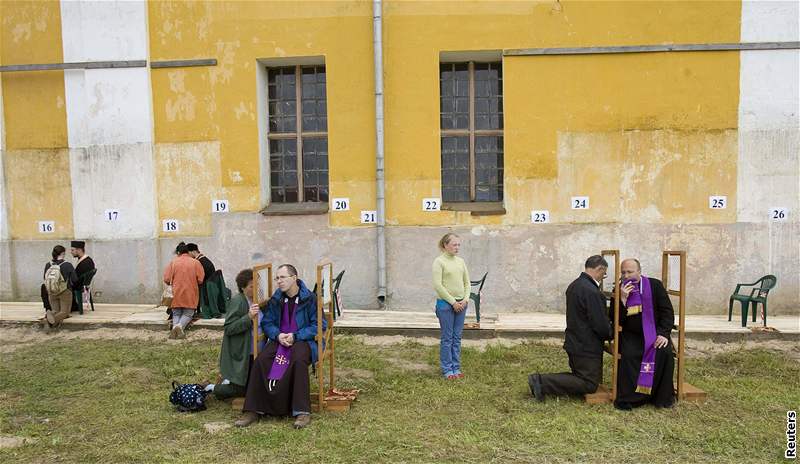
[531,210,550,223]
[709,196,727,209]
[571,196,589,210]
[104,209,120,221]
[38,221,55,233]
[770,207,788,222]
[422,198,441,211]
[361,210,377,224]
[162,219,179,232]
[212,199,229,213]
[332,198,350,211]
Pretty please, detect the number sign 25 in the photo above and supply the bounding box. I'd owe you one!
[531,210,550,223]
[332,198,350,211]
[39,221,55,233]
[571,196,589,210]
[361,210,377,224]
[422,198,441,211]
[162,219,179,232]
[709,196,727,209]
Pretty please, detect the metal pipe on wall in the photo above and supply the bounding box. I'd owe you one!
[373,0,387,306]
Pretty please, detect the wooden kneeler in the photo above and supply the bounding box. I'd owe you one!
[663,251,707,403]
[585,250,620,405]
[231,263,272,411]
[310,261,359,412]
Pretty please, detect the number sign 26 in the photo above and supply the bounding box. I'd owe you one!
[770,207,788,222]
[422,198,441,211]
[332,198,350,211]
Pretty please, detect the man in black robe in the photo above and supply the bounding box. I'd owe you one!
[70,241,96,313]
[186,243,215,284]
[528,255,613,401]
[614,258,675,410]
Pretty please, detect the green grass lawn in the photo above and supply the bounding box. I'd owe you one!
[1,333,797,463]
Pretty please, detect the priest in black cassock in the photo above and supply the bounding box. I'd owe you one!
[614,258,675,410]
[70,241,96,313]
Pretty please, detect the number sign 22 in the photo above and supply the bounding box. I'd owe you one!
[422,198,440,211]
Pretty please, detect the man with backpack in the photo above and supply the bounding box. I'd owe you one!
[41,245,78,331]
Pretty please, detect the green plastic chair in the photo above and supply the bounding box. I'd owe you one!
[469,272,488,324]
[728,275,776,327]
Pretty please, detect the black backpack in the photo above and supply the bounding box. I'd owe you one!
[169,381,209,412]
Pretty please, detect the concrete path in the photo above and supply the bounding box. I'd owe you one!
[1,301,797,339]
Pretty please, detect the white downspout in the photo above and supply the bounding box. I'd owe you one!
[373,0,387,306]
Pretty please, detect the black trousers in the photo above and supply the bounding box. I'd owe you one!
[243,340,311,416]
[538,354,603,397]
[615,345,675,408]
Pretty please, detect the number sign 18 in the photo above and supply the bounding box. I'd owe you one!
[104,209,120,221]
[571,196,589,210]
[770,207,788,222]
[709,196,727,209]
[162,219,179,232]
[332,198,350,211]
[361,210,377,224]
[38,221,55,233]
[212,199,229,213]
[422,198,441,211]
[531,210,550,223]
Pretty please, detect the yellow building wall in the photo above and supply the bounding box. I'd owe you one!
[4,149,74,239]
[383,0,741,226]
[148,1,376,235]
[1,0,71,239]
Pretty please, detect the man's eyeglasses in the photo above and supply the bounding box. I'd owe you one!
[274,275,294,282]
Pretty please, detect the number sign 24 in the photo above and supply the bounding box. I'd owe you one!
[571,196,589,210]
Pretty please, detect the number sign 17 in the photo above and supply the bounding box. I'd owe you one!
[104,209,120,221]
[422,198,441,211]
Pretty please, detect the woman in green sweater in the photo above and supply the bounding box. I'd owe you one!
[432,233,470,379]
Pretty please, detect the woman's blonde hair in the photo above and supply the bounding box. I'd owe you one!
[438,232,460,252]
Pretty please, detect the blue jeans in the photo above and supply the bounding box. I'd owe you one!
[435,299,467,376]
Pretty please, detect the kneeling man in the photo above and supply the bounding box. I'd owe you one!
[235,264,324,429]
[614,258,675,410]
[529,255,613,401]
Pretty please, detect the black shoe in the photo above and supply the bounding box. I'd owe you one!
[528,374,544,402]
[614,401,633,411]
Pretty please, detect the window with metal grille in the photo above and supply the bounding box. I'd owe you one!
[268,65,328,203]
[440,62,503,203]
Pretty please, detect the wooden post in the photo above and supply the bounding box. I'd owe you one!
[602,250,621,401]
[251,264,272,360]
[663,251,693,401]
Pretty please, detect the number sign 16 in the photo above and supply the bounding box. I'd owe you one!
[162,219,179,232]
[39,221,55,233]
[571,196,589,210]
[212,199,229,213]
[361,210,377,224]
[770,207,788,222]
[332,198,350,211]
[422,198,441,211]
[104,209,120,221]
[531,210,550,223]
[709,196,727,209]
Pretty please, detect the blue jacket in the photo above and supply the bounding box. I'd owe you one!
[260,279,326,363]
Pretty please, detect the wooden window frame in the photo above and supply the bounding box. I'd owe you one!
[267,65,328,204]
[440,61,503,204]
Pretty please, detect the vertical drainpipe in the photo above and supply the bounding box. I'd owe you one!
[373,0,387,306]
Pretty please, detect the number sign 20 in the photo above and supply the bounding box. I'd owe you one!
[162,219,179,232]
[332,198,350,211]
[422,198,441,211]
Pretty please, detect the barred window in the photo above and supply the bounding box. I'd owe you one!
[268,65,328,203]
[440,62,503,203]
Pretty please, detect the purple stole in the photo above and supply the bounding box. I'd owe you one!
[267,296,298,383]
[626,276,657,395]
